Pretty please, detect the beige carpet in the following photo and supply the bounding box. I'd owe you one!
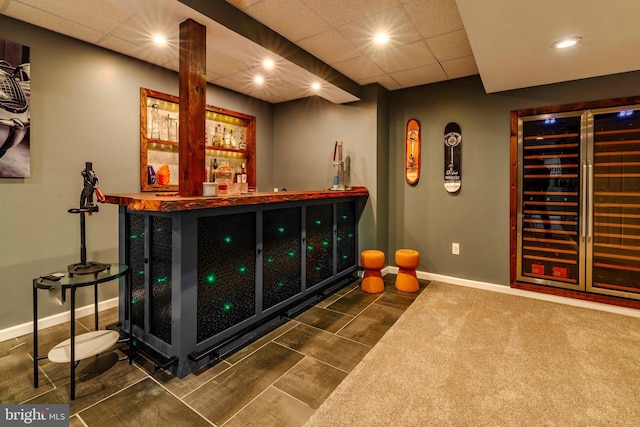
[304,281,640,426]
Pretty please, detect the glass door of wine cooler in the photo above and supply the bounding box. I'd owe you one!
[517,112,587,290]
[587,106,640,299]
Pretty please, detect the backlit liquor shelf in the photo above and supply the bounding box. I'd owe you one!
[105,188,369,377]
[512,97,640,306]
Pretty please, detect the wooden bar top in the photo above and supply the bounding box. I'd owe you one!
[104,186,369,212]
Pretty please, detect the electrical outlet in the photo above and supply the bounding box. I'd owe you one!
[452,243,460,255]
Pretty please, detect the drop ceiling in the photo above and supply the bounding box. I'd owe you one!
[1,0,639,104]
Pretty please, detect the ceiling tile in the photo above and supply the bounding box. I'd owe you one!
[402,0,464,39]
[358,74,402,90]
[17,0,133,33]
[302,0,400,27]
[426,29,473,62]
[331,55,386,81]
[336,6,422,54]
[296,29,362,65]
[441,55,478,79]
[135,48,176,69]
[213,75,288,103]
[243,0,330,42]
[110,15,163,45]
[205,68,224,80]
[390,63,447,88]
[370,40,437,74]
[98,35,144,58]
[266,82,309,100]
[5,2,105,43]
[206,49,253,76]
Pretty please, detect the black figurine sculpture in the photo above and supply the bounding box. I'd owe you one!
[67,162,110,275]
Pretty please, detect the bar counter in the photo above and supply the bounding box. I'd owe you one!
[104,187,369,377]
[104,186,369,212]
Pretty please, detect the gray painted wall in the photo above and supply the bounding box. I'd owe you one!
[0,16,274,330]
[389,72,640,286]
[272,86,381,253]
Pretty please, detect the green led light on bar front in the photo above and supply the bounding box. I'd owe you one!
[277,281,285,288]
[138,270,144,275]
[238,265,247,274]
[278,227,285,233]
[341,215,348,220]
[288,250,295,257]
[307,245,313,251]
[224,236,232,244]
[206,273,217,285]
[315,219,322,225]
[266,256,274,264]
[130,234,138,239]
[157,276,168,283]
[322,240,329,247]
[222,302,233,312]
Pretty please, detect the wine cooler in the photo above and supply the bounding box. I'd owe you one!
[514,100,640,301]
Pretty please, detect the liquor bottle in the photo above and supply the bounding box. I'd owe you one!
[210,158,215,182]
[213,124,221,147]
[241,162,247,184]
[230,127,237,148]
[236,166,242,183]
[150,104,160,139]
[224,125,232,148]
[213,158,218,170]
[148,165,157,184]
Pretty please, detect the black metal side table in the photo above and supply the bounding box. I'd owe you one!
[33,264,132,400]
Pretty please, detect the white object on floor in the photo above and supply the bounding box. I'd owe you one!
[47,330,119,363]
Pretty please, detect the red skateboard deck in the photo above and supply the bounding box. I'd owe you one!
[405,119,421,185]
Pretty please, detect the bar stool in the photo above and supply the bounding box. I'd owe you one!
[395,249,420,292]
[360,250,385,293]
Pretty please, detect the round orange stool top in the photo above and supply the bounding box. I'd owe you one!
[395,249,419,269]
[361,250,385,270]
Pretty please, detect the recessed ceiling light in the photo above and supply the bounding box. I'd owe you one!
[552,37,581,49]
[374,32,389,45]
[254,75,264,84]
[263,59,274,70]
[311,82,321,91]
[152,34,167,46]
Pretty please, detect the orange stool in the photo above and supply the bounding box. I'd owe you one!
[395,249,420,292]
[360,250,385,294]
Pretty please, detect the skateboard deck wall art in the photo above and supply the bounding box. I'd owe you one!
[405,118,421,185]
[444,122,462,193]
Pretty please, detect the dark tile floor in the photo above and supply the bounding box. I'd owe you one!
[0,274,427,426]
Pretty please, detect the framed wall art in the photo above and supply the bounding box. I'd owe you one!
[0,38,30,178]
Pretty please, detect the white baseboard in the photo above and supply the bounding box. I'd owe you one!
[0,297,119,342]
[384,267,640,318]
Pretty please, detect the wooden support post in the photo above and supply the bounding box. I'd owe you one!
[179,18,206,196]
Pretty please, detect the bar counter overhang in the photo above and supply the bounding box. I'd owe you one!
[104,187,369,377]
